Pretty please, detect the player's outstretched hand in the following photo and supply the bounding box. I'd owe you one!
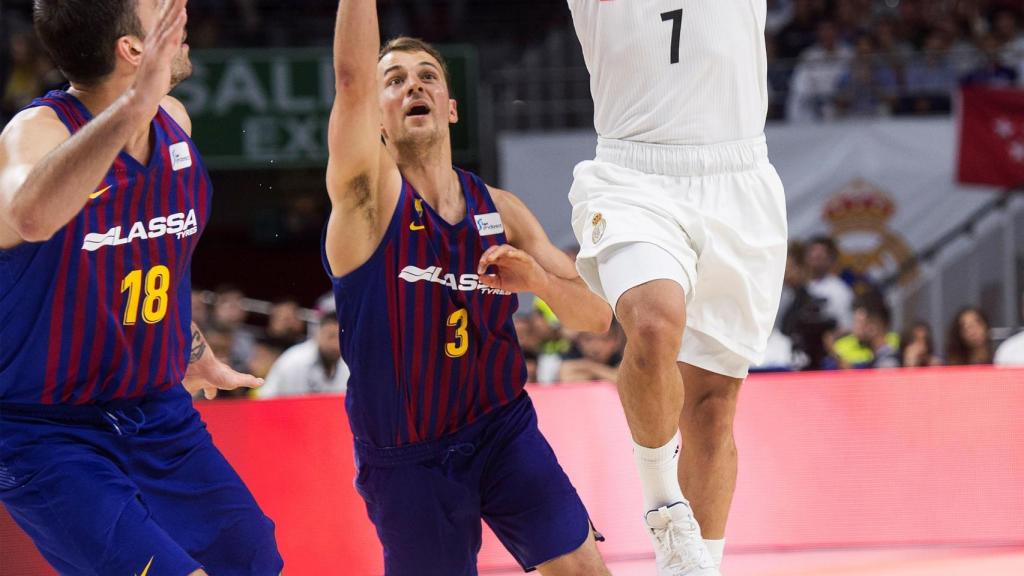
[183,358,264,400]
[477,244,547,294]
[132,0,188,115]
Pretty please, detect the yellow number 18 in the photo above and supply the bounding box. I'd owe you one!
[121,265,170,325]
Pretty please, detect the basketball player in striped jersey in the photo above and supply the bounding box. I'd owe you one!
[567,1,788,575]
[325,1,613,574]
[0,1,282,574]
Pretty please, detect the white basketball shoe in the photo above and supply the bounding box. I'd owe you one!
[644,501,720,576]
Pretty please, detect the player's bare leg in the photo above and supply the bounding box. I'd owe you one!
[616,280,687,450]
[615,279,717,574]
[677,363,743,568]
[189,570,209,575]
[535,531,611,576]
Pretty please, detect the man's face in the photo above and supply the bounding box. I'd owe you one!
[578,331,620,365]
[135,0,192,86]
[317,321,341,363]
[377,50,457,151]
[805,243,833,278]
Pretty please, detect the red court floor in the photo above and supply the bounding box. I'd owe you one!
[488,546,1024,575]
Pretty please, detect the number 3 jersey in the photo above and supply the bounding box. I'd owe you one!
[0,91,210,404]
[568,0,768,145]
[323,168,527,449]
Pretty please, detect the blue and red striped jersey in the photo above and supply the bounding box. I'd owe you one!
[0,90,211,404]
[324,168,528,448]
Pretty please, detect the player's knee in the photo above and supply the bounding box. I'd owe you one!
[621,312,685,358]
[616,284,686,333]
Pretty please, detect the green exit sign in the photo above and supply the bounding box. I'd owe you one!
[173,46,478,169]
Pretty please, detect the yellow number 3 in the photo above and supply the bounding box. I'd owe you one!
[121,265,171,325]
[446,308,469,358]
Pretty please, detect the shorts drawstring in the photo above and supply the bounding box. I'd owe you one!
[442,442,476,465]
[102,407,147,437]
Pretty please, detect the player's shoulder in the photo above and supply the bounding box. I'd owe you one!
[160,95,192,136]
[484,185,540,246]
[1,105,66,139]
[485,185,525,213]
[0,105,69,157]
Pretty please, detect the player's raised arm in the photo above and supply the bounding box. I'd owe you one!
[324,0,400,275]
[0,0,187,247]
[327,0,395,190]
[479,187,612,334]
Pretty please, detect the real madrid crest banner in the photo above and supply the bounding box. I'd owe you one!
[957,86,1024,189]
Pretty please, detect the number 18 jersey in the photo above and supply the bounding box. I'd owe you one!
[568,0,768,145]
[0,91,210,405]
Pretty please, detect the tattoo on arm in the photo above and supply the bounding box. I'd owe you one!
[190,322,208,364]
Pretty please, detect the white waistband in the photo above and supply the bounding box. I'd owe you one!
[595,135,769,177]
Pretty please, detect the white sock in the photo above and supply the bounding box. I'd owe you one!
[633,436,685,512]
[705,538,725,567]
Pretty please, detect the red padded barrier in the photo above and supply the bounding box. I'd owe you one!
[3,368,1023,575]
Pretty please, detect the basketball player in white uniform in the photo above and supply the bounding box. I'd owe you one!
[566,2,787,575]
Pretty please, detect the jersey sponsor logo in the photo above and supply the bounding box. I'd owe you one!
[473,212,504,236]
[81,210,198,252]
[398,265,511,295]
[169,141,193,172]
[89,185,112,200]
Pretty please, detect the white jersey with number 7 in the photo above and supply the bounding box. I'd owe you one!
[568,0,769,146]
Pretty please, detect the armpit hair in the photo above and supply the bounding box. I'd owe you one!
[348,173,376,229]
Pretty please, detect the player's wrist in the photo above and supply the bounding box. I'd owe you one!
[120,87,160,127]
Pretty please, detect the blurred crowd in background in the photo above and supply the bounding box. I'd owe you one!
[188,230,1024,401]
[5,0,1024,123]
[3,0,1024,400]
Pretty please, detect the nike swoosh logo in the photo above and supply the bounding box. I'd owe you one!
[138,557,154,576]
[409,222,425,231]
[89,185,111,200]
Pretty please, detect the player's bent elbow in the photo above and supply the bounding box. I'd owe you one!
[7,207,55,243]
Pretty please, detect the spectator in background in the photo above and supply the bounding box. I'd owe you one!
[903,31,957,114]
[787,21,853,121]
[835,34,900,117]
[873,18,914,80]
[212,285,257,372]
[558,321,623,383]
[514,311,545,383]
[1,30,53,119]
[527,299,571,384]
[260,313,348,397]
[247,337,286,381]
[946,307,994,365]
[899,320,942,367]
[961,34,1018,87]
[191,289,212,330]
[803,235,855,333]
[766,0,794,36]
[993,9,1024,79]
[994,292,1024,366]
[778,241,836,369]
[832,294,900,369]
[776,0,824,60]
[266,299,307,348]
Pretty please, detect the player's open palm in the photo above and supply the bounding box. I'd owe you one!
[133,0,188,114]
[183,359,264,400]
[478,244,546,294]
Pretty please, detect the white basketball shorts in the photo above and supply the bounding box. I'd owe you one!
[568,135,788,378]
